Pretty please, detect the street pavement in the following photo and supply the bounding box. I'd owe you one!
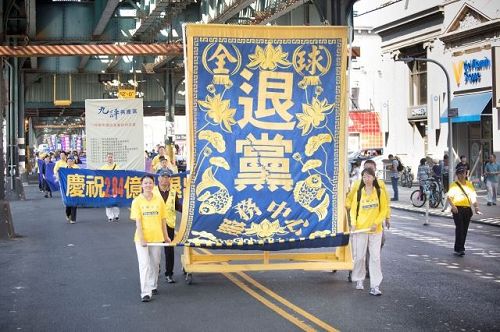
[1,185,499,331]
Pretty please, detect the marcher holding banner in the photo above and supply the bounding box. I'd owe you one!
[153,170,182,283]
[41,154,53,198]
[130,175,171,302]
[53,151,68,182]
[64,156,79,224]
[348,168,388,296]
[100,153,120,222]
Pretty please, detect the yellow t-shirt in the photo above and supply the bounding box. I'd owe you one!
[130,194,167,243]
[153,186,177,228]
[346,179,391,220]
[349,186,388,233]
[100,163,119,170]
[53,159,67,178]
[448,181,476,207]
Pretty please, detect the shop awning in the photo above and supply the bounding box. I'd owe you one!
[440,91,492,123]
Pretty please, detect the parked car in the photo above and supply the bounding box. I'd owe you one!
[348,148,384,164]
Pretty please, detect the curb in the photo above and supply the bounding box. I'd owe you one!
[391,204,500,227]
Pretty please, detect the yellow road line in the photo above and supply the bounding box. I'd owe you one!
[197,249,338,332]
[223,272,316,332]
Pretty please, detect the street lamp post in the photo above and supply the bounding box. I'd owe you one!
[396,57,454,188]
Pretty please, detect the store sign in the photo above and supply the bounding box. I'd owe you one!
[117,88,136,99]
[453,56,491,87]
[407,105,427,120]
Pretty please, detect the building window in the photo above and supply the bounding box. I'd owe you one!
[409,60,427,106]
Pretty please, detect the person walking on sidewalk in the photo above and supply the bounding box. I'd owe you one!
[100,153,120,222]
[484,154,499,206]
[130,175,171,303]
[348,168,389,296]
[456,155,470,179]
[153,170,182,284]
[447,166,481,257]
[388,154,400,201]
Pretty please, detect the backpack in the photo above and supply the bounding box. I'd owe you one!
[396,157,404,172]
[355,180,381,220]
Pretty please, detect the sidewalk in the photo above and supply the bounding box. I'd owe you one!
[388,184,500,227]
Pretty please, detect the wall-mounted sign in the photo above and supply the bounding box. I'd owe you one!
[453,56,491,87]
[407,105,427,121]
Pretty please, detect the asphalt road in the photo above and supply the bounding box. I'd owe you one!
[1,186,499,331]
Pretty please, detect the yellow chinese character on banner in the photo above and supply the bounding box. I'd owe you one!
[169,176,184,198]
[125,176,142,199]
[66,174,85,197]
[202,43,241,87]
[238,70,295,130]
[85,176,105,198]
[293,45,332,87]
[235,133,293,192]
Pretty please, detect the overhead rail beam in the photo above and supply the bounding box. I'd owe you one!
[0,42,183,57]
[209,0,255,23]
[93,0,121,37]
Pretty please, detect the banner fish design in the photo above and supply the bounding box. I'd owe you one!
[196,166,233,215]
[293,174,330,221]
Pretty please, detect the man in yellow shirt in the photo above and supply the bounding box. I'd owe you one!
[348,168,389,296]
[100,152,120,222]
[447,166,481,256]
[153,170,182,283]
[130,175,171,302]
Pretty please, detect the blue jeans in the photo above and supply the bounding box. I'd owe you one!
[391,177,399,200]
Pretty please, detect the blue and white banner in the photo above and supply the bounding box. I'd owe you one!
[59,168,188,207]
[180,25,349,250]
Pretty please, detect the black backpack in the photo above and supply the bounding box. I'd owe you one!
[355,180,381,220]
[396,158,404,172]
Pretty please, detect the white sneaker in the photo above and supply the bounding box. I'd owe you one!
[370,287,382,296]
[355,281,364,290]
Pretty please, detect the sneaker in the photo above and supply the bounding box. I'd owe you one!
[370,287,382,296]
[152,289,159,295]
[487,202,492,206]
[166,275,176,284]
[108,219,113,223]
[141,295,151,302]
[69,220,76,224]
[113,217,119,222]
[453,251,463,257]
[355,281,364,290]
[44,194,49,198]
[459,251,465,256]
[493,202,497,205]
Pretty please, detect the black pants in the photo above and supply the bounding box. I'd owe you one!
[65,206,77,222]
[452,206,472,252]
[164,226,175,276]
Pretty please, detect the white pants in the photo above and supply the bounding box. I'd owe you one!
[352,232,383,289]
[135,244,161,298]
[486,180,497,203]
[105,207,120,219]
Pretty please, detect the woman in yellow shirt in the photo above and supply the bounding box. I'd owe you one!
[447,166,481,256]
[130,175,171,302]
[348,168,388,296]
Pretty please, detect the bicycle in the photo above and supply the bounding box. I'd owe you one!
[400,166,414,188]
[410,178,442,208]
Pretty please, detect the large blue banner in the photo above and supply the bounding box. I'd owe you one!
[59,168,188,207]
[180,25,349,250]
